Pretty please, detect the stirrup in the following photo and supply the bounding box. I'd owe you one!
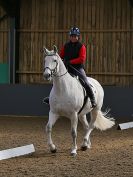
[42,97,49,105]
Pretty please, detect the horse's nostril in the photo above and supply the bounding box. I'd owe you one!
[44,72,51,80]
[47,73,50,78]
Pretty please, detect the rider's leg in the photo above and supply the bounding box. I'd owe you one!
[85,84,96,107]
[77,68,96,108]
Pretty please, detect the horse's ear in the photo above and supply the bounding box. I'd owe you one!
[53,45,58,54]
[43,46,49,55]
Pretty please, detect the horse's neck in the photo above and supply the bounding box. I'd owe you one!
[53,76,69,93]
[52,59,72,94]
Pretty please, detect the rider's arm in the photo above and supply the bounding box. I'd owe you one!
[70,45,86,64]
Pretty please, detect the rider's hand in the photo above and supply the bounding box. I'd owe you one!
[64,60,70,66]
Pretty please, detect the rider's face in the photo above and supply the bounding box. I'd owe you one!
[70,35,79,43]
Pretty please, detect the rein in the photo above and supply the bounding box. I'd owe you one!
[55,70,68,77]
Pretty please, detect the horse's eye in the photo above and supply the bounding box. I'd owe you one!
[54,60,56,62]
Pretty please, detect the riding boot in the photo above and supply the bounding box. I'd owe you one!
[43,97,49,105]
[85,84,97,108]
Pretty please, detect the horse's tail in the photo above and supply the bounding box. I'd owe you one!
[94,109,115,131]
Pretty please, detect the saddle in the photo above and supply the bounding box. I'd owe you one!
[70,76,88,114]
[77,77,89,114]
[71,74,94,114]
[76,76,96,113]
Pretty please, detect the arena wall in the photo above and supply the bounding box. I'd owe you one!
[0,84,132,122]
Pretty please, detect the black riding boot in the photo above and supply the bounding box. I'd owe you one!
[85,84,96,108]
[43,97,49,105]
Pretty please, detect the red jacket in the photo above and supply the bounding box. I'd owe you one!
[59,44,86,65]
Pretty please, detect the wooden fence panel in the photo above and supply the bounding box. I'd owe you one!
[1,0,132,86]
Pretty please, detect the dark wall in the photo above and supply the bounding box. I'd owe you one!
[0,84,132,122]
[0,84,52,116]
[103,87,133,122]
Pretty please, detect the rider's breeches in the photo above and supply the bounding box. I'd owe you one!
[68,66,95,99]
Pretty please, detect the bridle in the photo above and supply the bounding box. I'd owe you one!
[44,54,68,78]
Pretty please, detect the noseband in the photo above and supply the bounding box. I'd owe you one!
[44,59,58,77]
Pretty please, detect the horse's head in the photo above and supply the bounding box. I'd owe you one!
[42,45,59,81]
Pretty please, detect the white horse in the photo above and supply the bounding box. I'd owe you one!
[43,45,115,156]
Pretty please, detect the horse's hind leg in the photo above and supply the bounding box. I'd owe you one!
[79,111,97,150]
[79,114,91,150]
[46,111,59,153]
[86,109,98,148]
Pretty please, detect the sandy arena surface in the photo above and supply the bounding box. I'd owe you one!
[0,116,132,177]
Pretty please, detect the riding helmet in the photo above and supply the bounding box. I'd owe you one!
[69,27,80,36]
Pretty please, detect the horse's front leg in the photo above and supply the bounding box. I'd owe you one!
[70,113,78,156]
[46,111,59,153]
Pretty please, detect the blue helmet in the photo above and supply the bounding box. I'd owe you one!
[69,27,80,36]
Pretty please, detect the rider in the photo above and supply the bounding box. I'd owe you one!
[43,27,96,108]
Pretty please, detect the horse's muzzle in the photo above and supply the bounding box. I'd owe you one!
[43,71,51,81]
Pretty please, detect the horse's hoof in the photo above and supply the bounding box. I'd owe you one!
[51,149,57,153]
[71,149,77,157]
[81,146,88,151]
[71,152,77,157]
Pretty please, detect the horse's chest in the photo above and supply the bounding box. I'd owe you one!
[50,96,78,115]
